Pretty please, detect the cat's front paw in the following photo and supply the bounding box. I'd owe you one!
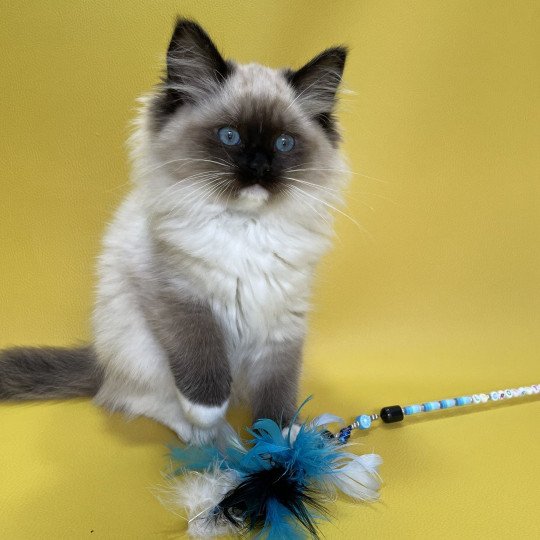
[177,420,233,446]
[177,391,229,429]
[188,424,221,446]
[172,418,219,445]
[174,391,231,446]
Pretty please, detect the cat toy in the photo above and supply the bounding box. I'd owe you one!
[168,384,539,538]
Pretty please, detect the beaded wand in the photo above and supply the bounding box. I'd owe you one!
[169,383,539,539]
[335,383,540,443]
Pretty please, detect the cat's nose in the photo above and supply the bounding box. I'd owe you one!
[248,152,271,180]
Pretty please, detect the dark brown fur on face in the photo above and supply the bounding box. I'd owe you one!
[149,19,347,203]
[190,107,312,197]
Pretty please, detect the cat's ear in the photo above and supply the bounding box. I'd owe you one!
[287,47,347,118]
[153,19,230,125]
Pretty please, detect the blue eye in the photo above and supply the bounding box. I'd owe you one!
[275,133,295,152]
[218,127,241,146]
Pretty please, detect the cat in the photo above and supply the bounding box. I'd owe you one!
[0,19,349,444]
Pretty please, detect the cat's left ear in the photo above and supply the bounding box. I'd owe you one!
[165,19,230,102]
[287,47,347,118]
[152,19,230,128]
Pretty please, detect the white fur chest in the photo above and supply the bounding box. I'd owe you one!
[156,204,331,355]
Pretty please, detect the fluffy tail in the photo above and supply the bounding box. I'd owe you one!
[0,346,102,400]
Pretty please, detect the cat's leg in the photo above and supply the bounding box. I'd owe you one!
[247,339,303,430]
[93,265,229,444]
[93,294,196,441]
[150,294,232,441]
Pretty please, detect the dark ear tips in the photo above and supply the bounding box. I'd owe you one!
[168,18,212,53]
[290,46,348,89]
[166,18,228,78]
[316,46,348,70]
[286,45,348,144]
[171,17,204,33]
[170,18,208,39]
[150,18,230,130]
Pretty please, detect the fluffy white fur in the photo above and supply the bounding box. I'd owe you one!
[92,61,349,444]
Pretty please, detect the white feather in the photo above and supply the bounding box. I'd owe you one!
[310,413,345,427]
[169,466,239,538]
[329,453,383,501]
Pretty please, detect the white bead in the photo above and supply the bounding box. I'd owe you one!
[525,386,534,395]
[472,394,482,404]
[504,389,513,399]
[481,393,489,403]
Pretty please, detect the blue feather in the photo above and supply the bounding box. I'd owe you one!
[170,398,380,538]
[262,499,306,540]
[168,443,224,474]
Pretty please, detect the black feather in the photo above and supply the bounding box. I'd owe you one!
[216,460,329,538]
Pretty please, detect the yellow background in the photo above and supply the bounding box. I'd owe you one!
[1,1,538,538]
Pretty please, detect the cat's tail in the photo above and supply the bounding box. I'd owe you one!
[0,346,102,400]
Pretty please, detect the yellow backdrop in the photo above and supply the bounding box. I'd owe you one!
[1,1,538,538]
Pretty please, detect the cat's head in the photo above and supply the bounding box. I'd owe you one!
[139,19,348,215]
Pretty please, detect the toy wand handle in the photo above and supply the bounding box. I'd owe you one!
[335,384,540,443]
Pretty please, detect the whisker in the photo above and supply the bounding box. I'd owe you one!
[284,167,388,184]
[165,179,226,220]
[140,157,231,176]
[188,180,230,217]
[281,176,342,193]
[165,176,230,206]
[288,184,373,241]
[161,174,229,204]
[283,186,339,242]
[156,172,231,204]
[284,176,375,212]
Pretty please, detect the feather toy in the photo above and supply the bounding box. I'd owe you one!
[168,384,538,538]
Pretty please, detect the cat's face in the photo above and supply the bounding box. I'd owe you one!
[144,20,348,213]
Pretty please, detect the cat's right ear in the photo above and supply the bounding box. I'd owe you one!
[152,19,231,127]
[287,46,347,119]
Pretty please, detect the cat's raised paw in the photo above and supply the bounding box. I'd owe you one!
[178,392,229,429]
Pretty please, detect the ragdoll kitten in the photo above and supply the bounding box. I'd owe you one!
[0,20,349,444]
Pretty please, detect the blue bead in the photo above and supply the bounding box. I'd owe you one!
[456,396,472,406]
[404,405,421,415]
[423,401,441,412]
[440,399,456,409]
[356,415,372,430]
[338,426,352,444]
[338,426,351,444]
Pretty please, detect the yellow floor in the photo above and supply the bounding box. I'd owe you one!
[1,1,539,538]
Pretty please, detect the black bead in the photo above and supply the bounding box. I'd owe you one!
[380,405,404,423]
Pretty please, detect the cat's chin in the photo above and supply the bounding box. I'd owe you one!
[234,184,270,211]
